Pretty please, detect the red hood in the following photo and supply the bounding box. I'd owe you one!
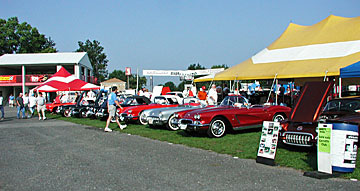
[290,81,333,122]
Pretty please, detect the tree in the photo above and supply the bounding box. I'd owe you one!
[211,64,229,69]
[187,63,205,70]
[0,17,57,55]
[164,81,178,91]
[76,39,108,82]
[108,69,147,89]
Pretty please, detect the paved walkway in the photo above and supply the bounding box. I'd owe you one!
[0,106,359,190]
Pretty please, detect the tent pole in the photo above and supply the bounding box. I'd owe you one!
[339,77,342,98]
[266,74,277,103]
[275,79,279,105]
[323,70,328,81]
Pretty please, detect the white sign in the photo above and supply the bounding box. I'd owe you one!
[125,67,131,76]
[257,121,280,160]
[317,123,333,174]
[142,68,224,77]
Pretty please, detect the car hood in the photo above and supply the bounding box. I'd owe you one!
[182,105,234,117]
[290,81,333,123]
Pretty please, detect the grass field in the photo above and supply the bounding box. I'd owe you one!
[49,114,360,180]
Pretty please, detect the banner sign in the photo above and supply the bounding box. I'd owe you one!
[125,67,131,76]
[256,121,280,165]
[0,75,16,83]
[29,75,49,82]
[317,123,332,174]
[142,68,224,77]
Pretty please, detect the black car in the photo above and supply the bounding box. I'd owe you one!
[95,95,151,121]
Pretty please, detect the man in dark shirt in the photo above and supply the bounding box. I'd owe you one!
[16,93,25,119]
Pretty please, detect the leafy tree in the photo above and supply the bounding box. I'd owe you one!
[187,63,205,70]
[211,64,229,69]
[164,81,178,91]
[108,69,147,89]
[0,17,57,55]
[76,39,108,82]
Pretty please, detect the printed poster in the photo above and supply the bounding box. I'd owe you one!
[257,121,280,160]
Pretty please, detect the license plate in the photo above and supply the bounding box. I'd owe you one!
[148,118,153,124]
[179,124,187,130]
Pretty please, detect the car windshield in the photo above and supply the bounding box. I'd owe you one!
[154,97,168,104]
[323,99,360,113]
[123,97,146,105]
[220,96,248,106]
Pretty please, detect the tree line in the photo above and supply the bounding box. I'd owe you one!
[0,17,229,90]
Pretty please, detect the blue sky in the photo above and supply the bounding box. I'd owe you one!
[1,0,359,86]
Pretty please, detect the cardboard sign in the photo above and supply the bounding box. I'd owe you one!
[256,121,280,165]
[317,124,332,174]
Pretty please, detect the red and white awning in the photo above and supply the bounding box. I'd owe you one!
[34,67,99,92]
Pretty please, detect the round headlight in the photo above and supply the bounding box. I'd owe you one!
[174,113,179,118]
[194,114,201,120]
[128,110,132,113]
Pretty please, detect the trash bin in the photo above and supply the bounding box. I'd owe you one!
[329,121,359,173]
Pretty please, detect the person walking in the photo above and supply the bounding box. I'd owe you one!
[16,93,25,119]
[104,86,127,132]
[36,92,46,120]
[0,92,4,120]
[23,92,30,118]
[9,93,14,107]
[28,93,37,118]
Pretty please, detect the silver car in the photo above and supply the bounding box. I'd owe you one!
[141,98,205,131]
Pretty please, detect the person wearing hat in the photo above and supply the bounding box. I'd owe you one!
[104,86,127,132]
[197,86,207,104]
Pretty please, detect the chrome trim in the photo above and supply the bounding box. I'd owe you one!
[283,132,314,146]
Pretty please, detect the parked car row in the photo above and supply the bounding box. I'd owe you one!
[47,90,292,138]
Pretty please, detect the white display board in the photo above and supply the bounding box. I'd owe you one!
[317,123,332,174]
[257,121,280,160]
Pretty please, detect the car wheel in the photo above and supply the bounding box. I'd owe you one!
[207,117,226,138]
[167,114,179,131]
[52,107,57,114]
[139,111,148,125]
[63,109,72,118]
[80,110,87,118]
[272,113,285,122]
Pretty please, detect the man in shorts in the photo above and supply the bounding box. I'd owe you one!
[36,92,47,120]
[104,86,127,132]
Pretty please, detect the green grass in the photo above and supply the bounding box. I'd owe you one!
[48,113,360,180]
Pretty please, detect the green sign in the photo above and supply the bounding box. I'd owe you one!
[318,127,331,153]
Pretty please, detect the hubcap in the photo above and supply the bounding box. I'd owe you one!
[274,115,284,122]
[211,120,225,136]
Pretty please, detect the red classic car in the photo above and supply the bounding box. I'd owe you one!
[279,81,359,147]
[178,95,291,138]
[46,101,75,113]
[120,95,180,124]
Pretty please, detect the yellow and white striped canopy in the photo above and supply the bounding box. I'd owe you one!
[211,15,360,81]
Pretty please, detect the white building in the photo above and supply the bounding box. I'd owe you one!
[0,52,95,104]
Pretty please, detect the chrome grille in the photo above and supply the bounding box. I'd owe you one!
[180,119,193,125]
[284,132,314,146]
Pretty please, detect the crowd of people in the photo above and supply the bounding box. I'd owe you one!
[0,92,47,121]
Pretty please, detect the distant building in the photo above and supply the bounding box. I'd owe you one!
[101,78,126,92]
[0,52,95,104]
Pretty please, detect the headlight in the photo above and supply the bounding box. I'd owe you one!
[128,110,132,113]
[159,112,163,118]
[194,114,201,120]
[174,113,179,118]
